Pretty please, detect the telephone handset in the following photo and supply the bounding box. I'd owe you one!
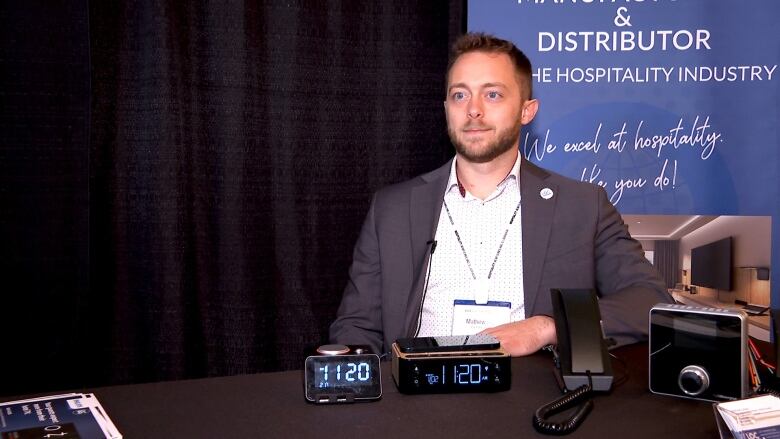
[551,288,613,392]
[533,289,614,435]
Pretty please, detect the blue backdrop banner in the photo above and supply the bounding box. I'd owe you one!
[469,0,779,298]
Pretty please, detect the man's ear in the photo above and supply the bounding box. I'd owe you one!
[521,99,539,125]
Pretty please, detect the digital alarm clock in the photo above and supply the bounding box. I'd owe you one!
[391,335,511,394]
[304,344,382,404]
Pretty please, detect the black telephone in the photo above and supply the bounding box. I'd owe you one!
[551,288,613,392]
[533,288,614,435]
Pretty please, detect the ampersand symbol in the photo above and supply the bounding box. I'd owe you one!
[614,7,631,27]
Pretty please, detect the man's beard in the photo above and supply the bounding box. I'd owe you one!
[448,123,521,163]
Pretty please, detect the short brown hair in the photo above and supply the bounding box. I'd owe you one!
[447,32,533,100]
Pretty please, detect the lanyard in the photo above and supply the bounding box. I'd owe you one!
[442,199,521,282]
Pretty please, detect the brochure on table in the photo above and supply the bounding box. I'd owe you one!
[716,394,780,439]
[0,393,121,439]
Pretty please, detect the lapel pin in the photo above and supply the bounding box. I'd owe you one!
[540,188,554,200]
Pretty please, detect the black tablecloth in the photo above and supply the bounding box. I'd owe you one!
[60,343,717,438]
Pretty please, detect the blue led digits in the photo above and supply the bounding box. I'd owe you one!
[316,362,372,388]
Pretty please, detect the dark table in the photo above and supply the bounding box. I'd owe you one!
[64,343,718,438]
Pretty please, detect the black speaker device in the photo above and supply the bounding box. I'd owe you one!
[649,304,747,402]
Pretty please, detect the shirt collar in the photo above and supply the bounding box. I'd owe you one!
[446,153,522,199]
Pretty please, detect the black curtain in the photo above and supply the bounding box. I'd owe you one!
[2,1,464,394]
[653,240,680,289]
[0,1,90,396]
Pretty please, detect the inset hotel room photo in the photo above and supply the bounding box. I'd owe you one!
[625,215,772,340]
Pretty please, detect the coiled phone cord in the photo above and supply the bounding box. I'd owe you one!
[532,375,594,435]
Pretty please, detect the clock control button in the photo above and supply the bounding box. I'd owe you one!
[678,365,709,396]
[316,344,351,355]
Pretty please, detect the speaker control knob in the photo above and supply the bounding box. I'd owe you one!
[678,365,710,396]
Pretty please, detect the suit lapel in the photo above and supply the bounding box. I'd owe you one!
[403,159,451,335]
[520,158,557,315]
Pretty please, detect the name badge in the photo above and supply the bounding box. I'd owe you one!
[452,299,511,335]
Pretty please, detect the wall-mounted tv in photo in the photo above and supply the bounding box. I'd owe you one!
[690,237,733,291]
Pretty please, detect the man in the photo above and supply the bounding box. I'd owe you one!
[330,33,671,356]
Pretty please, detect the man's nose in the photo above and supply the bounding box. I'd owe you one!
[467,99,483,119]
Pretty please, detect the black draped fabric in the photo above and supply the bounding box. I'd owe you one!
[87,1,464,386]
[653,240,680,289]
[2,1,464,394]
[0,1,90,396]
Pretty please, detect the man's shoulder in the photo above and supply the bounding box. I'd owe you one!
[374,159,451,199]
[369,157,607,202]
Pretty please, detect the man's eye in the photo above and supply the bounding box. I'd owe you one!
[486,91,502,100]
[452,91,467,101]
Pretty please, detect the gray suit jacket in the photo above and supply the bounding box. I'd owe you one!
[330,157,672,355]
